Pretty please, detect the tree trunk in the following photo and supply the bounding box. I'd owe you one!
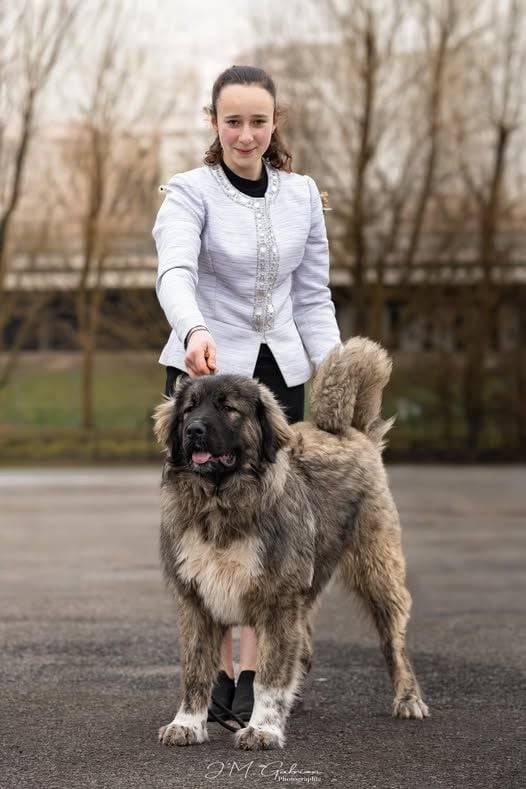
[347,16,377,336]
[81,328,95,432]
[368,281,384,342]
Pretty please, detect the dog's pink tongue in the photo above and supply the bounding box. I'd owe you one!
[192,451,212,464]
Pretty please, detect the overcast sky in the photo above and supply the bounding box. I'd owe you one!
[39,0,504,129]
[132,0,264,101]
[37,0,288,126]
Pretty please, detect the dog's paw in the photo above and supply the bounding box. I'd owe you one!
[393,695,429,720]
[234,725,284,750]
[159,720,208,746]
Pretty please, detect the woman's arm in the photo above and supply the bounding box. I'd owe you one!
[153,175,207,342]
[291,176,342,368]
[153,175,216,375]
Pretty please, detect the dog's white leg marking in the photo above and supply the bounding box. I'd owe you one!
[234,678,298,751]
[159,706,208,746]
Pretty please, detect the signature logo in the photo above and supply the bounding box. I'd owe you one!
[205,760,322,782]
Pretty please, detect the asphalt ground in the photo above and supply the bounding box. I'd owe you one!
[0,466,525,789]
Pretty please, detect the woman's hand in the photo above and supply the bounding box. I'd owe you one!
[184,329,218,377]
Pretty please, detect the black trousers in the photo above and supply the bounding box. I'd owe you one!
[164,344,305,425]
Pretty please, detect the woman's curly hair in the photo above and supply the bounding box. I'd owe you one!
[204,65,292,173]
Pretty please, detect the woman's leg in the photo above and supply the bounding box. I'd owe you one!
[219,628,235,678]
[239,626,257,671]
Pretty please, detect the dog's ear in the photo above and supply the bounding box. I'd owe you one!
[152,375,191,460]
[152,397,174,449]
[256,385,293,463]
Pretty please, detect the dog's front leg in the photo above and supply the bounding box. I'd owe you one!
[159,592,225,747]
[235,607,302,751]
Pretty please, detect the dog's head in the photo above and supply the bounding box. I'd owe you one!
[153,374,292,481]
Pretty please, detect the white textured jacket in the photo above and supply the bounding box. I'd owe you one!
[153,162,341,386]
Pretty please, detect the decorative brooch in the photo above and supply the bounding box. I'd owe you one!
[319,191,332,211]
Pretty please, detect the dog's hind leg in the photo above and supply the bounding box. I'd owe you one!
[159,592,226,746]
[234,605,303,751]
[338,497,429,720]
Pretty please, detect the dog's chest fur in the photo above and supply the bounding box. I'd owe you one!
[175,528,263,625]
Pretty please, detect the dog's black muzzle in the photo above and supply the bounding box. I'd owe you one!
[183,419,237,474]
[185,419,208,447]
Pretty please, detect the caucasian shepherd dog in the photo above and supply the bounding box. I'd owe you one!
[153,337,429,751]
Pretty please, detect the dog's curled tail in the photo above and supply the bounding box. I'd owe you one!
[310,336,394,450]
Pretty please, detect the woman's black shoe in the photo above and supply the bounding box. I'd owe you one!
[207,671,235,723]
[231,670,255,722]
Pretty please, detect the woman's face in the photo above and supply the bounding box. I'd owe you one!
[212,83,276,179]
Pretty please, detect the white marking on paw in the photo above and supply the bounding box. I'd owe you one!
[234,724,285,750]
[248,684,293,740]
[168,708,208,742]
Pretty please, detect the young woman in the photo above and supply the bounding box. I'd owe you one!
[153,65,341,723]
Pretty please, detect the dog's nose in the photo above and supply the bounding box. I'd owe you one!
[186,420,207,439]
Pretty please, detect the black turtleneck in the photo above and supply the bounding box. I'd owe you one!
[221,159,268,198]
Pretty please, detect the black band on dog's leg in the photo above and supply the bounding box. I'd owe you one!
[209,696,248,731]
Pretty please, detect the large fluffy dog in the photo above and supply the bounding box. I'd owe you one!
[153,337,428,751]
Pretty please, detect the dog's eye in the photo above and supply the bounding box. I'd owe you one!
[223,404,238,413]
[183,404,194,415]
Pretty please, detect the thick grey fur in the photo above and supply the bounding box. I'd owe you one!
[153,336,429,751]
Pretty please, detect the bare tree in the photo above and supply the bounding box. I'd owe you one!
[57,3,170,431]
[261,0,414,336]
[448,0,526,453]
[255,0,526,456]
[0,0,78,388]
